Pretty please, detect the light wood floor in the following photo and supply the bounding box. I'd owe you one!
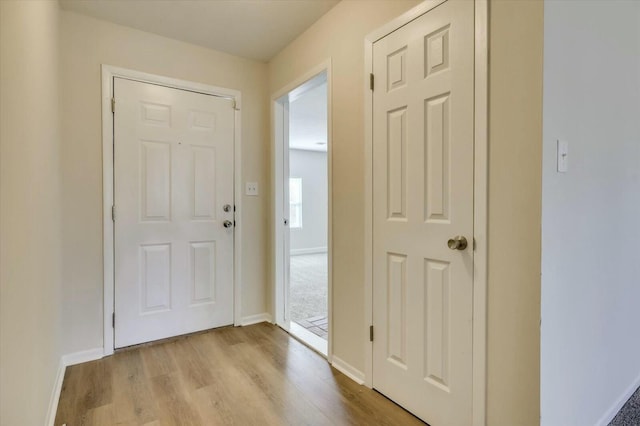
[55,322,425,425]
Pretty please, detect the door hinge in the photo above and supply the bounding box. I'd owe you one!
[111,205,116,222]
[369,325,374,342]
[111,97,115,113]
[370,73,374,91]
[112,312,115,328]
[232,99,239,110]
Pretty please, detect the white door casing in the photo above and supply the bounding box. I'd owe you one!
[283,99,292,326]
[113,78,235,348]
[272,61,334,361]
[371,1,475,425]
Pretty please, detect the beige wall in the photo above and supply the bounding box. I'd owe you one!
[270,0,543,424]
[541,2,640,424]
[59,11,270,353]
[0,2,542,424]
[487,1,543,424]
[269,0,421,374]
[0,1,64,424]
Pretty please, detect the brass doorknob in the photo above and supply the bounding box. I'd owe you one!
[447,236,468,250]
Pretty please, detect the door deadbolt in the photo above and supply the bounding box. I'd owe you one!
[223,204,232,212]
[447,236,468,251]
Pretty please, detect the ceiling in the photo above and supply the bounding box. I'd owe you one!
[59,0,340,62]
[290,79,327,152]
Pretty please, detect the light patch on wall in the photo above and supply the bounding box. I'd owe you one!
[289,177,303,228]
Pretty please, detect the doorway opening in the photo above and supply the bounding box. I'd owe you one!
[273,68,330,356]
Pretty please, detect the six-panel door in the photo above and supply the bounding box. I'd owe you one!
[372,1,475,424]
[114,78,235,348]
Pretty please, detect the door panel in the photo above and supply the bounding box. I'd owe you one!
[372,1,474,425]
[114,78,234,348]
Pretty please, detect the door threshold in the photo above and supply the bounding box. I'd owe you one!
[115,324,234,353]
[289,321,328,357]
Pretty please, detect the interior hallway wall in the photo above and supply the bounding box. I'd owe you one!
[289,149,328,253]
[541,1,640,424]
[271,1,544,424]
[59,10,270,354]
[487,1,543,424]
[0,1,64,424]
[269,0,421,376]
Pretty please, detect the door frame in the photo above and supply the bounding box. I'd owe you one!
[101,65,243,355]
[271,60,333,359]
[363,1,488,425]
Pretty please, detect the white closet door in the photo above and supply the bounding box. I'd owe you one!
[372,1,475,424]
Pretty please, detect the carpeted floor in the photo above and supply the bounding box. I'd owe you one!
[610,386,640,425]
[289,253,327,337]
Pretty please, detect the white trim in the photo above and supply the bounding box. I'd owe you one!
[366,0,447,44]
[290,247,327,256]
[289,146,327,153]
[239,312,273,326]
[232,82,243,329]
[472,1,489,425]
[47,348,106,424]
[271,59,334,364]
[62,347,105,367]
[288,71,327,103]
[363,32,374,390]
[331,356,365,385]
[271,61,332,103]
[101,65,243,355]
[101,67,115,356]
[363,0,453,386]
[45,359,66,426]
[289,322,328,357]
[46,347,107,425]
[273,97,287,327]
[596,371,640,426]
[363,1,488,425]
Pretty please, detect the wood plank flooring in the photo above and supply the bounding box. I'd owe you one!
[55,322,425,426]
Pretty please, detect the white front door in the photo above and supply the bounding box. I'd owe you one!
[372,1,474,424]
[114,78,235,348]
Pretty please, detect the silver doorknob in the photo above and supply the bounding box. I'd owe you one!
[447,236,468,250]
[223,220,233,228]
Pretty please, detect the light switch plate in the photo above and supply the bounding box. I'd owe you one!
[557,140,568,173]
[246,182,258,196]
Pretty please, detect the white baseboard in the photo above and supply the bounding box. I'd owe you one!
[597,369,640,426]
[331,355,365,385]
[62,347,104,367]
[45,359,66,426]
[290,247,327,256]
[47,347,104,425]
[239,313,273,326]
